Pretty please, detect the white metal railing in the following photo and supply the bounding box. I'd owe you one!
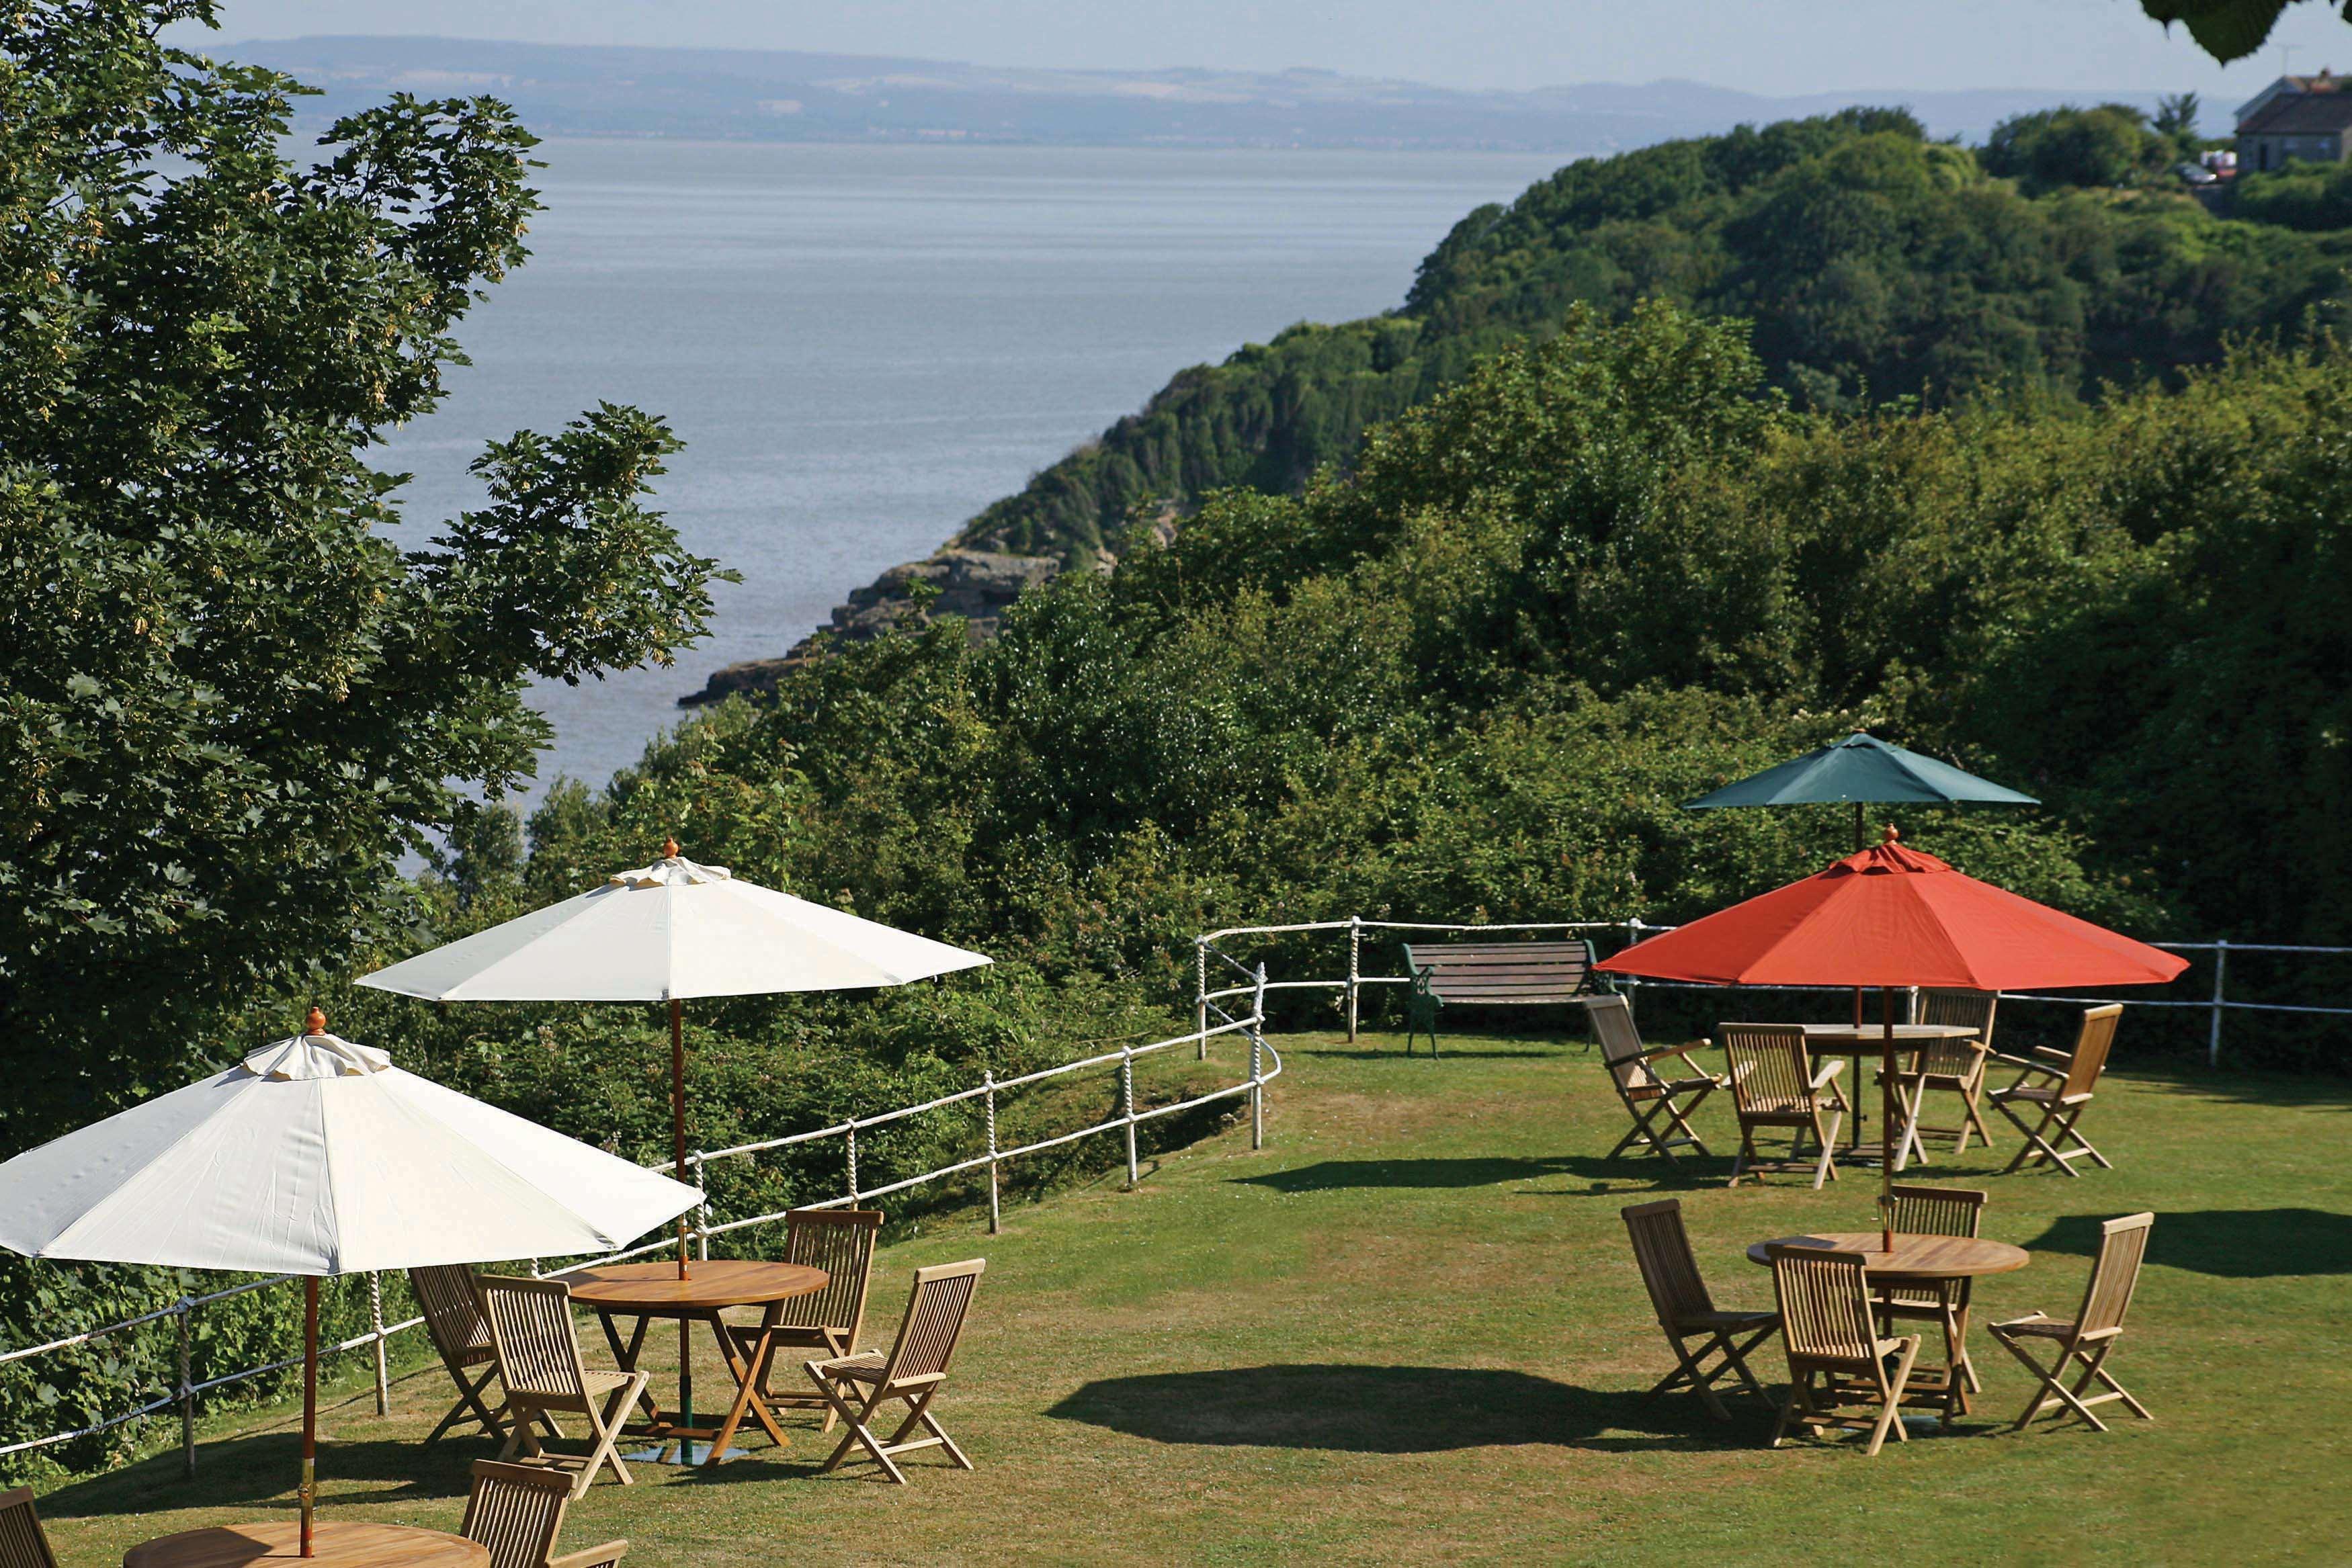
[1194,918,2352,1070]
[0,967,1277,1481]
[8,910,2345,1481]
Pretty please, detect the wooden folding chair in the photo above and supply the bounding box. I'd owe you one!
[1766,1246,1922,1456]
[414,1264,519,1445]
[462,1460,627,1568]
[1888,989,1996,1168]
[1988,1211,2156,1433]
[477,1276,651,1498]
[805,1258,984,1484]
[726,1207,884,1432]
[1621,1199,1777,1419]
[1589,996,1721,1164]
[0,1487,60,1568]
[1721,1025,1845,1189]
[1988,1004,2121,1176]
[1876,1185,1989,1415]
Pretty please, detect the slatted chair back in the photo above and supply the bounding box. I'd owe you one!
[2077,1212,2155,1336]
[1916,989,1997,1076]
[1883,1185,1988,1307]
[1588,996,1656,1094]
[2064,1005,2124,1099]
[775,1209,884,1338]
[880,1259,986,1382]
[462,1461,571,1568]
[477,1276,590,1403]
[1887,1184,1987,1239]
[0,1488,58,1568]
[413,1264,493,1364]
[1722,1025,1814,1115]
[1769,1247,1878,1366]
[1622,1200,1714,1327]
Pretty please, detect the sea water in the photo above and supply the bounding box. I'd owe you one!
[377,138,1571,812]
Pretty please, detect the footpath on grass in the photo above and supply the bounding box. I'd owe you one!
[40,1033,2352,1567]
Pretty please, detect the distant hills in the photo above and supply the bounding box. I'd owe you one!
[224,35,2173,150]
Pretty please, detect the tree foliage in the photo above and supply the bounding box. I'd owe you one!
[0,2,727,1147]
[958,110,2352,564]
[2141,0,2352,63]
[1980,104,2172,193]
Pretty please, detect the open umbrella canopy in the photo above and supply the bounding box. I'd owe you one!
[1683,733,2039,810]
[0,1018,698,1556]
[0,1027,700,1274]
[1593,832,2185,992]
[358,851,991,1003]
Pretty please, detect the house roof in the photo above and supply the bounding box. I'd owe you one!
[2238,92,2352,137]
[2237,73,2333,123]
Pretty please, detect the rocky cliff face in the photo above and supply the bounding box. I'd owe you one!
[680,548,1062,705]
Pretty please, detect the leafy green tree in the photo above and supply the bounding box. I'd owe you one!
[0,2,726,1147]
[2234,159,2352,228]
[2141,0,2352,63]
[1982,105,2167,193]
[2154,90,2203,157]
[951,109,2352,563]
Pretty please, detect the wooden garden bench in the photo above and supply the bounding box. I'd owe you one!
[1400,939,1597,1055]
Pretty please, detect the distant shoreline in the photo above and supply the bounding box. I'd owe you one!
[229,34,2178,151]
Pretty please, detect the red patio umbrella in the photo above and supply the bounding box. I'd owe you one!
[1595,829,2185,1244]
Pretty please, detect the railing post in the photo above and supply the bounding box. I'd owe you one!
[1250,963,1268,1151]
[846,1117,859,1205]
[176,1297,194,1479]
[983,1070,1001,1235]
[1347,916,1361,1043]
[691,1153,710,1262]
[1195,937,1210,1061]
[368,1272,389,1417]
[1122,1045,1139,1190]
[1620,918,1642,1016]
[2210,939,2228,1068]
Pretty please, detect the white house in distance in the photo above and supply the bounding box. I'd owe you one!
[2235,69,2352,170]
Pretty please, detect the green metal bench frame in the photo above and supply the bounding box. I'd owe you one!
[1401,939,1598,1056]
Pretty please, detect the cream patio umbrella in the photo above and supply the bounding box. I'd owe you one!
[0,1012,700,1557]
[357,840,993,1278]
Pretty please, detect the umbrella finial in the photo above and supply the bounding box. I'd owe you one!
[663,836,681,861]
[1881,824,1900,844]
[304,1006,327,1036]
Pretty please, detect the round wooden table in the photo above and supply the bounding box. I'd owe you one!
[124,1522,487,1567]
[1748,1231,2028,1421]
[1798,1023,1980,1159]
[565,1258,828,1468]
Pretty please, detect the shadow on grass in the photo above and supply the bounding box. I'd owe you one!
[40,1428,487,1519]
[1234,1155,1716,1194]
[2021,1208,2352,1277]
[1047,1364,1745,1453]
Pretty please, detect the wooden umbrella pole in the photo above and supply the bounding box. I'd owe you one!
[300,1276,319,1558]
[670,998,689,1280]
[1880,986,1896,1254]
[669,995,695,1459]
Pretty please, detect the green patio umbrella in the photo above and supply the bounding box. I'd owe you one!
[1683,732,2038,849]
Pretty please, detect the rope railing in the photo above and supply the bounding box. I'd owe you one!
[8,909,2343,1479]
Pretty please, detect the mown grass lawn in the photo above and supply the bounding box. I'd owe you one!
[38,1031,2352,1566]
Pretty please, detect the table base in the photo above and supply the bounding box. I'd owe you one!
[623,1438,748,1466]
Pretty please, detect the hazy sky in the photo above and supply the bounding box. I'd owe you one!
[196,0,2352,99]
